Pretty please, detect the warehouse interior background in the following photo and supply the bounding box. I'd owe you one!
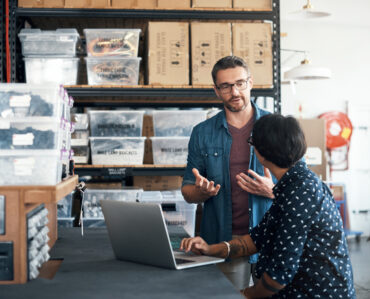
[280,0,370,236]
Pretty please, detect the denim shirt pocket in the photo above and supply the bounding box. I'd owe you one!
[201,147,224,182]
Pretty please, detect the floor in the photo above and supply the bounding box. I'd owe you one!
[348,236,370,298]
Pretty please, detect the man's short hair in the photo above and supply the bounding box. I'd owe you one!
[211,56,250,84]
[252,114,307,169]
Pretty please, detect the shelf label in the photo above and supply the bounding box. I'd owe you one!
[107,168,127,176]
[9,94,31,107]
[12,133,35,146]
[13,157,35,176]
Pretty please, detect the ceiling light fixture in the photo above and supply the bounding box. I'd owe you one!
[290,0,331,19]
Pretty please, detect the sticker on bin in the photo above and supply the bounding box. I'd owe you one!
[13,133,34,146]
[9,94,31,107]
[151,137,189,165]
[90,137,146,165]
[14,157,35,176]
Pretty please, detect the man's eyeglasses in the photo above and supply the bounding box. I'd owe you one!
[216,78,250,94]
[247,136,254,146]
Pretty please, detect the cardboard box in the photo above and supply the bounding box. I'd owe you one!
[298,118,328,181]
[192,0,232,8]
[157,0,190,9]
[232,22,273,87]
[133,176,183,191]
[147,22,189,85]
[18,0,64,8]
[111,0,156,9]
[65,0,109,8]
[233,0,272,10]
[191,22,232,85]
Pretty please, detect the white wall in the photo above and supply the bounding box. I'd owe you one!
[280,0,370,235]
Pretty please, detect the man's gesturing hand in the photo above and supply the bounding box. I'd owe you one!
[193,168,221,197]
[236,167,274,199]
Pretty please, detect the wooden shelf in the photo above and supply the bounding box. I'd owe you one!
[0,175,78,284]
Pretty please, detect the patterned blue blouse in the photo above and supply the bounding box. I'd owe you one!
[250,161,356,298]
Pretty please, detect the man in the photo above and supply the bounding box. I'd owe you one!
[181,114,355,299]
[181,56,275,290]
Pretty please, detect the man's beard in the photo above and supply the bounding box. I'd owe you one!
[224,97,249,112]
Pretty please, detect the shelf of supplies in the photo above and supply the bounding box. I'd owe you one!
[74,164,186,177]
[16,8,277,20]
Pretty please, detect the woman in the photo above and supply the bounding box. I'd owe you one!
[180,114,355,298]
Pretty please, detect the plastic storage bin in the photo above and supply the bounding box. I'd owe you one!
[0,117,64,150]
[82,218,106,228]
[58,217,75,228]
[89,110,144,137]
[151,137,189,165]
[0,83,64,118]
[90,137,145,165]
[71,145,89,164]
[0,150,62,186]
[85,57,141,86]
[152,110,207,137]
[84,28,141,57]
[18,28,79,57]
[57,192,73,218]
[71,113,89,130]
[83,188,143,218]
[24,57,79,85]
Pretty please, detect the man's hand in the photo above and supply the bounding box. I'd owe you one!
[236,167,274,199]
[180,236,211,255]
[193,168,221,197]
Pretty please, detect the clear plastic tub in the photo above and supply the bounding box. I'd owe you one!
[150,136,189,165]
[152,110,207,137]
[90,137,146,165]
[0,117,64,150]
[57,193,73,218]
[24,57,79,85]
[71,113,89,130]
[0,83,64,118]
[71,145,89,164]
[82,218,106,228]
[18,28,79,57]
[89,110,144,137]
[58,217,75,228]
[84,28,141,57]
[83,188,143,218]
[0,150,62,186]
[85,57,141,86]
[71,131,89,141]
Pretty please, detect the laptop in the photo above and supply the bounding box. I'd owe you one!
[100,200,225,270]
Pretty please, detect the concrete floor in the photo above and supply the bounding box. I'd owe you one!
[348,236,370,299]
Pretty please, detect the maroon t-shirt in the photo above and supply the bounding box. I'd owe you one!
[228,118,254,235]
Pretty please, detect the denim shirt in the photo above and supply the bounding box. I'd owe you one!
[182,101,273,264]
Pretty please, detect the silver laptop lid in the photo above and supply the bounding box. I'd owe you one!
[101,200,177,269]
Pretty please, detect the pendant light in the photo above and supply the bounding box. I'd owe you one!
[290,0,331,19]
[284,58,332,80]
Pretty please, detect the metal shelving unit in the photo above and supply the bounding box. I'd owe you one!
[4,0,281,177]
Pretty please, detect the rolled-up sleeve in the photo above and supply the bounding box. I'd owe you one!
[182,126,205,187]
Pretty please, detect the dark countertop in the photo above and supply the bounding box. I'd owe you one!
[2,228,242,299]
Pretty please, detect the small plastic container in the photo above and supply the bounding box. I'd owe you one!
[18,28,79,57]
[0,117,64,150]
[71,113,89,130]
[0,150,62,186]
[150,136,189,165]
[24,57,79,85]
[58,217,75,228]
[71,131,89,141]
[0,83,64,118]
[90,137,145,165]
[85,57,141,86]
[152,110,207,137]
[83,188,143,218]
[57,192,73,218]
[71,145,89,164]
[84,28,141,57]
[89,110,144,137]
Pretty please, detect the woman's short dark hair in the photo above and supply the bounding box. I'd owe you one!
[252,114,307,169]
[211,56,250,84]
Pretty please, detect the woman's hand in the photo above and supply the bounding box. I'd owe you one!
[180,236,211,255]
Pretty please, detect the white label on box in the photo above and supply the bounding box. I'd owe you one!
[71,139,89,146]
[12,133,35,146]
[0,120,10,129]
[13,157,35,176]
[305,147,322,165]
[9,94,31,107]
[59,36,72,42]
